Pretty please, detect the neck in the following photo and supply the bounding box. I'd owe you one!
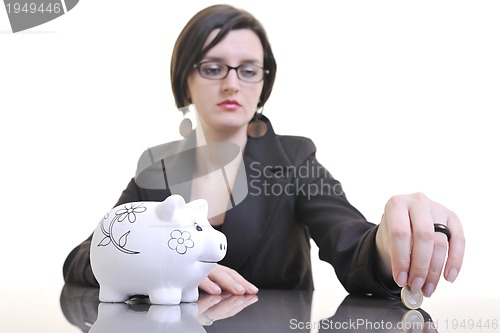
[193,123,247,182]
[195,123,248,153]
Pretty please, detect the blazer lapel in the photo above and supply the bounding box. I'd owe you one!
[220,116,295,270]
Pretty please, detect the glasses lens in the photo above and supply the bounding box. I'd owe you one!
[199,62,226,79]
[237,64,263,83]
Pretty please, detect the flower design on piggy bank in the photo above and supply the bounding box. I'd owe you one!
[115,203,147,223]
[168,230,195,254]
[97,203,147,254]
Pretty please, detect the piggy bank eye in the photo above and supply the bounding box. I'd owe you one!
[194,222,203,231]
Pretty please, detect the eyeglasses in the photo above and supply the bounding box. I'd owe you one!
[194,61,269,83]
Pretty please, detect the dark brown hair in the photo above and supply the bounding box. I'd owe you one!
[170,4,277,109]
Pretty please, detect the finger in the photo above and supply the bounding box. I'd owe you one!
[407,203,435,292]
[422,232,448,297]
[209,270,245,295]
[208,266,258,295]
[443,211,465,282]
[384,195,413,287]
[226,270,259,295]
[199,277,222,295]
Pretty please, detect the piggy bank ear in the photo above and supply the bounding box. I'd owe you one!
[156,194,186,221]
[187,199,209,220]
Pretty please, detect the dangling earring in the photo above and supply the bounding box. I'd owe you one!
[247,106,268,139]
[179,105,193,138]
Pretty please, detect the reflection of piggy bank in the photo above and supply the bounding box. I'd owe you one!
[90,195,227,304]
[89,302,206,333]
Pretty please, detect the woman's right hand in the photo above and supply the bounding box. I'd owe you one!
[199,264,259,295]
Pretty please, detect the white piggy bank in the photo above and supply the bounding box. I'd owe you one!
[90,195,227,304]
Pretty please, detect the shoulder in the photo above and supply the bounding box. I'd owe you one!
[261,115,317,157]
[277,134,316,152]
[133,138,190,182]
[275,134,317,162]
[141,139,186,159]
[136,135,195,167]
[246,115,319,168]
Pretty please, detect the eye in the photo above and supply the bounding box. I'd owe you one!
[200,62,224,77]
[238,64,258,79]
[194,222,203,231]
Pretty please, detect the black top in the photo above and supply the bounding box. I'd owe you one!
[63,116,400,298]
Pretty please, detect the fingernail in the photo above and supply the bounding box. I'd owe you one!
[211,285,222,294]
[249,285,259,294]
[410,277,425,291]
[447,268,458,282]
[396,272,408,287]
[234,284,245,294]
[423,283,436,297]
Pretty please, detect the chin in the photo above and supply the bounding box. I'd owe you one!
[215,116,251,130]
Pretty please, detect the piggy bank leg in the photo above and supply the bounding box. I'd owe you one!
[99,286,129,303]
[149,288,182,305]
[181,288,199,303]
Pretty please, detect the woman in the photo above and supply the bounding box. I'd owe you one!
[63,4,465,299]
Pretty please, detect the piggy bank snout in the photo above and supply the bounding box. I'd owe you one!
[217,233,227,256]
[219,240,227,252]
[198,232,227,263]
[218,237,227,257]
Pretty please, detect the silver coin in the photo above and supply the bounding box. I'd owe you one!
[401,285,423,309]
[402,310,425,332]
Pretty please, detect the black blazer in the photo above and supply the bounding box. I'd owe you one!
[63,116,399,297]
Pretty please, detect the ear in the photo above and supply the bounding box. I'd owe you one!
[156,194,186,222]
[187,199,209,220]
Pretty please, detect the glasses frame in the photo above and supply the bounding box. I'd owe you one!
[193,61,270,83]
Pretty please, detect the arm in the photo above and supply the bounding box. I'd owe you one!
[293,138,465,298]
[292,138,400,297]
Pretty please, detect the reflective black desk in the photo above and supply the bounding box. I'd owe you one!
[58,284,499,333]
[2,284,499,332]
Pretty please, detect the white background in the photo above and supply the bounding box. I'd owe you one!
[1,0,499,316]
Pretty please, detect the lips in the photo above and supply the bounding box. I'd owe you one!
[217,100,241,111]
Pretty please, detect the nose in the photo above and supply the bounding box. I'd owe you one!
[221,68,240,93]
